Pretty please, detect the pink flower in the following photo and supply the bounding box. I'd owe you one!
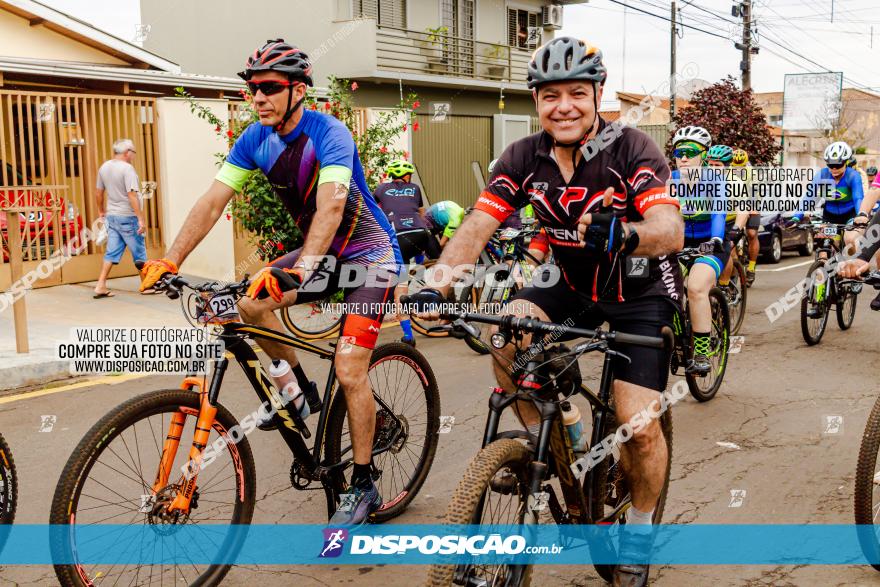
[276,242,284,250]
[324,102,331,110]
[225,213,231,220]
[215,125,221,133]
[226,130,234,138]
[351,82,359,91]
[402,124,407,131]
[413,122,420,132]
[413,100,420,109]
[380,146,388,153]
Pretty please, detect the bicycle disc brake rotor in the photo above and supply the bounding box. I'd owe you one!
[146,485,193,530]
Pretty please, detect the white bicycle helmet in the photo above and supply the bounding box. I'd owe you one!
[672,125,712,149]
[823,141,853,165]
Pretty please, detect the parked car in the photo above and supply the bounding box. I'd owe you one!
[0,162,84,262]
[757,212,814,263]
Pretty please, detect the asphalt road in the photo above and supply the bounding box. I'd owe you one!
[2,252,880,586]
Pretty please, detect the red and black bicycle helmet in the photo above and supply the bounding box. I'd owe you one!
[238,39,313,86]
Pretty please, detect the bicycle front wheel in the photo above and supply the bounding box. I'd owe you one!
[325,342,440,522]
[50,389,256,587]
[728,259,748,336]
[425,438,533,587]
[801,260,830,345]
[855,393,880,571]
[686,288,730,402]
[0,431,17,553]
[836,280,858,330]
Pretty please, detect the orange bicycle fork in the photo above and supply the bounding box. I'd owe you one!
[151,360,229,515]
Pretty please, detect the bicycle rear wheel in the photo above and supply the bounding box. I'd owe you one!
[425,438,533,587]
[686,288,730,402]
[588,398,673,582]
[50,389,256,587]
[855,394,880,572]
[0,431,16,554]
[801,260,830,345]
[727,259,747,336]
[325,342,440,522]
[836,281,858,330]
[280,297,343,339]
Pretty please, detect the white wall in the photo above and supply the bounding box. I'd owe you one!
[155,97,235,280]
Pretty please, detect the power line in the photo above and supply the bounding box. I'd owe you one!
[603,0,730,40]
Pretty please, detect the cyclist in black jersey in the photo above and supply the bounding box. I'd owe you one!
[412,37,683,587]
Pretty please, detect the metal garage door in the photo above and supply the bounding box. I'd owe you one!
[412,113,491,208]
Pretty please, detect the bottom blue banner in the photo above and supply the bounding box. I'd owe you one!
[2,524,880,565]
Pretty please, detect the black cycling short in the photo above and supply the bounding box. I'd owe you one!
[823,209,854,225]
[510,273,675,392]
[746,214,761,229]
[397,228,441,261]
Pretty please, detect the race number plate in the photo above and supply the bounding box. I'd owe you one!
[498,228,521,241]
[198,293,239,324]
[822,225,838,237]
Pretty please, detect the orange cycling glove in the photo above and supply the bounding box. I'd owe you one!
[139,258,178,292]
[246,267,303,302]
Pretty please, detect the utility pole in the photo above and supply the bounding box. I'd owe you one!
[741,0,752,90]
[733,0,757,91]
[670,0,677,121]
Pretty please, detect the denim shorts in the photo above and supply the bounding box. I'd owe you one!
[104,215,146,264]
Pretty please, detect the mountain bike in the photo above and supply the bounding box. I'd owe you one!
[672,245,731,402]
[798,221,861,346]
[50,269,440,586]
[724,232,748,336]
[454,225,547,355]
[420,310,672,586]
[0,432,16,553]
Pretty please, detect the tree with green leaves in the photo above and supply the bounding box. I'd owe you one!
[667,76,781,166]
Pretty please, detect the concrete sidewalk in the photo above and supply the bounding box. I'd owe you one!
[0,275,189,391]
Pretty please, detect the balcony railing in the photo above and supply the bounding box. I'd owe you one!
[376,26,531,85]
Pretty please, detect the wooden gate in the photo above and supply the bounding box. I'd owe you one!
[0,90,162,288]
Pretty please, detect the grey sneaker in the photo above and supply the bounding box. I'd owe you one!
[329,484,382,527]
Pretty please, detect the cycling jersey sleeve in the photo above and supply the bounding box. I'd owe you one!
[859,207,880,262]
[710,172,728,240]
[624,130,677,216]
[473,145,529,222]
[314,117,355,186]
[849,167,865,214]
[215,124,261,192]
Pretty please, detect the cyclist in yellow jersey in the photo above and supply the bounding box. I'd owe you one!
[731,148,758,286]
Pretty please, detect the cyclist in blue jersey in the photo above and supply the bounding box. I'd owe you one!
[791,141,870,258]
[139,39,400,526]
[672,127,732,373]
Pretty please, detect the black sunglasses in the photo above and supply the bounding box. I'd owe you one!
[246,79,298,97]
[826,163,845,169]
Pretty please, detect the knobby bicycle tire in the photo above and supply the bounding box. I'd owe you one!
[50,389,256,587]
[425,438,533,587]
[729,259,748,336]
[0,431,16,554]
[801,260,830,346]
[855,393,880,572]
[836,283,858,331]
[325,342,441,522]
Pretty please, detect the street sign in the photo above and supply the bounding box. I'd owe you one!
[782,72,843,131]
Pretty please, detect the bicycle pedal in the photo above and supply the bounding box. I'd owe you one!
[684,361,710,377]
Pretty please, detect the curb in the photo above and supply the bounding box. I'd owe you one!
[0,349,70,392]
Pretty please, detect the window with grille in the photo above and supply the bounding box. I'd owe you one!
[355,0,406,28]
[507,8,539,49]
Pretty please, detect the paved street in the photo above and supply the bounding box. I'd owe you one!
[1,253,880,586]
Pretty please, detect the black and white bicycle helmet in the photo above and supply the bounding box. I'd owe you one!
[823,141,853,165]
[672,125,712,149]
